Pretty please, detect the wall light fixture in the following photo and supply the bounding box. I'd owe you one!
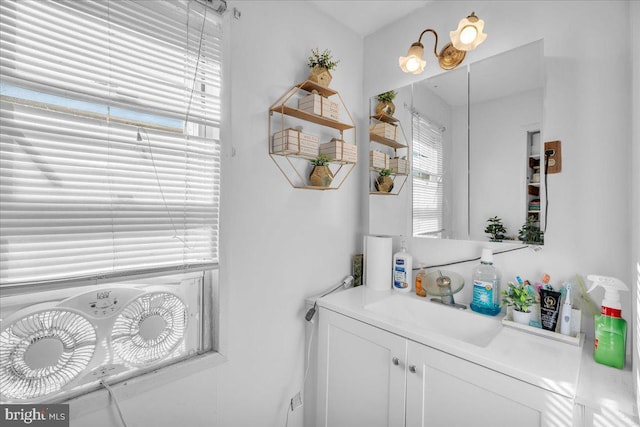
[399,12,487,74]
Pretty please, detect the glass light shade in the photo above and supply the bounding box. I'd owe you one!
[450,13,487,51]
[399,43,426,74]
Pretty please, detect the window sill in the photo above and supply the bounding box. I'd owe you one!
[67,351,227,420]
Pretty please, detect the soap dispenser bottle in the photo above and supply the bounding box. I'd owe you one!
[415,263,426,297]
[392,241,412,293]
[470,248,501,316]
[587,275,629,369]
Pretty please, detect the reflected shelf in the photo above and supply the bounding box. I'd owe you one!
[370,114,399,124]
[369,132,407,149]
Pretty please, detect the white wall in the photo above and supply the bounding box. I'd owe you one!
[72,1,363,427]
[216,3,362,426]
[631,0,640,414]
[365,1,633,328]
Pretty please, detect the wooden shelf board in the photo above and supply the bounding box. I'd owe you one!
[369,133,406,149]
[271,152,356,165]
[370,191,398,195]
[370,114,399,124]
[369,168,408,176]
[297,81,338,97]
[271,105,354,131]
[270,152,317,161]
[297,185,338,191]
[528,183,540,187]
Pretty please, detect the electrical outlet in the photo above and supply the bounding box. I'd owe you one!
[544,140,562,174]
[290,392,303,411]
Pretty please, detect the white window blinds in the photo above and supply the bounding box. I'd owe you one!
[412,113,444,237]
[0,0,222,286]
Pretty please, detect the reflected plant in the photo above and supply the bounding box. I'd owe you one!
[518,216,543,245]
[376,91,396,103]
[485,216,506,242]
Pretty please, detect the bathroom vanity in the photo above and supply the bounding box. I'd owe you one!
[315,287,637,427]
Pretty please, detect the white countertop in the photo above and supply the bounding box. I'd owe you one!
[318,286,583,399]
[576,337,637,418]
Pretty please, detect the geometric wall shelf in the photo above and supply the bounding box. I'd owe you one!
[269,80,356,190]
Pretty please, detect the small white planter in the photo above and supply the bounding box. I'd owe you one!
[512,309,532,325]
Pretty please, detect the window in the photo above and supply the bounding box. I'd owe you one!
[1,0,222,284]
[0,0,223,402]
[412,113,444,237]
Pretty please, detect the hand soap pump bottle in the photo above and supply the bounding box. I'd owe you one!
[470,248,501,316]
[392,240,412,293]
[415,263,426,297]
[587,275,629,369]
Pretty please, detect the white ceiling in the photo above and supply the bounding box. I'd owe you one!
[309,1,433,37]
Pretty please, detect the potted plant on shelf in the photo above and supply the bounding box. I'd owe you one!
[518,216,544,245]
[374,168,394,193]
[501,281,537,325]
[485,216,507,242]
[307,48,339,88]
[309,154,334,187]
[375,90,397,116]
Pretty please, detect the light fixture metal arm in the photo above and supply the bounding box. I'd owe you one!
[416,28,439,58]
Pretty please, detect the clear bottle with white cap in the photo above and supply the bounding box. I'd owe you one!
[470,248,502,316]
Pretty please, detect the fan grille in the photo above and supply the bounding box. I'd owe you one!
[111,292,187,366]
[0,310,97,400]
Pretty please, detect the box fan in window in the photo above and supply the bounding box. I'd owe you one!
[0,272,207,403]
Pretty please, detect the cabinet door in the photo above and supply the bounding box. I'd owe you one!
[317,308,407,427]
[405,341,574,427]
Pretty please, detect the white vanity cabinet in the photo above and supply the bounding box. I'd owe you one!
[317,307,574,427]
[316,307,408,427]
[405,340,574,427]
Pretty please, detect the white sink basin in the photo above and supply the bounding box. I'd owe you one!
[364,294,503,347]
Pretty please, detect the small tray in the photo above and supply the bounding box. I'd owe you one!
[501,308,584,347]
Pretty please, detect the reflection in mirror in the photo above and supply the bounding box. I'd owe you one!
[369,85,412,237]
[468,40,544,243]
[368,40,545,244]
[411,66,469,239]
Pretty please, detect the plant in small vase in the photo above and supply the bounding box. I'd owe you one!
[375,90,397,116]
[307,48,339,87]
[484,216,507,242]
[518,216,544,245]
[501,281,537,325]
[374,168,394,193]
[309,154,334,187]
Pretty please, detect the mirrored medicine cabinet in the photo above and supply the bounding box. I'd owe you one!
[369,40,545,246]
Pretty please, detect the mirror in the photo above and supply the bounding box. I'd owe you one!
[468,40,544,242]
[368,40,544,244]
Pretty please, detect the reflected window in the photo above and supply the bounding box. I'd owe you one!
[412,113,444,237]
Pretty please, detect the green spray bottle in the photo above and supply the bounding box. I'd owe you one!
[587,275,629,369]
